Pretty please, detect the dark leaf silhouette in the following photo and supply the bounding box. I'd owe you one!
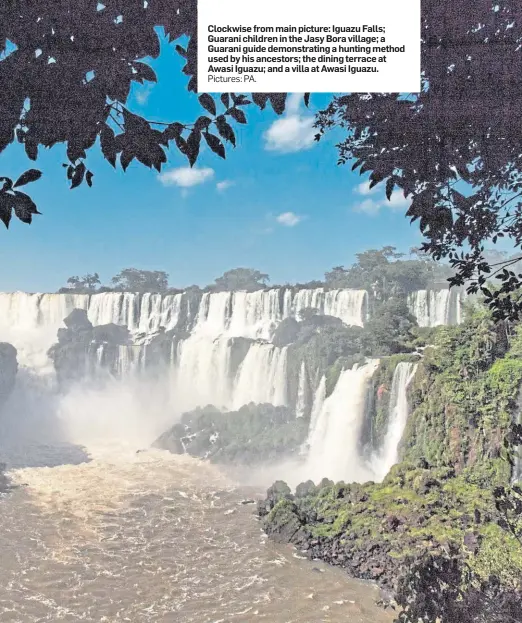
[133,62,158,83]
[267,94,286,114]
[198,94,216,116]
[13,169,42,188]
[385,177,395,201]
[163,122,183,143]
[100,126,118,168]
[12,191,40,224]
[229,108,246,124]
[203,133,225,159]
[216,116,236,146]
[252,94,269,109]
[186,129,201,167]
[0,2,291,228]
[71,163,86,189]
[0,193,12,228]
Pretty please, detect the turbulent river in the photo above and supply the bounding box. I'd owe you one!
[0,443,392,623]
[0,289,414,622]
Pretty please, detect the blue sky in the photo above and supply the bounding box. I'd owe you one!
[0,35,422,293]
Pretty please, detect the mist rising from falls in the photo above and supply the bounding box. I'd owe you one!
[373,362,418,480]
[55,377,178,457]
[1,288,431,479]
[0,288,368,417]
[304,360,380,483]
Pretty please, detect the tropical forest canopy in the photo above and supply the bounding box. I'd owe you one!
[58,247,457,295]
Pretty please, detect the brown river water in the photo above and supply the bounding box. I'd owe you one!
[0,443,393,623]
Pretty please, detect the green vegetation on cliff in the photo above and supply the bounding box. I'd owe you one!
[403,306,520,484]
[154,403,308,465]
[261,303,522,622]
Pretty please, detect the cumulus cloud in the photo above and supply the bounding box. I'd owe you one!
[158,167,214,188]
[356,182,376,196]
[354,199,382,216]
[264,93,316,153]
[216,180,234,192]
[353,182,410,216]
[276,211,303,227]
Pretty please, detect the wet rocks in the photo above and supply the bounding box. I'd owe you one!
[154,404,308,466]
[48,308,131,385]
[256,463,521,604]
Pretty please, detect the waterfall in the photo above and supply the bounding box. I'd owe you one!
[308,376,326,434]
[232,344,288,409]
[0,287,460,424]
[408,289,465,327]
[295,362,307,418]
[0,292,89,370]
[373,362,418,480]
[305,360,380,482]
[0,288,367,395]
[291,288,367,327]
[227,290,283,339]
[174,335,232,411]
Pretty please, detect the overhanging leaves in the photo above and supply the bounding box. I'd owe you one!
[13,169,42,188]
[0,2,289,227]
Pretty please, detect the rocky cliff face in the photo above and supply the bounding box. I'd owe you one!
[47,308,132,386]
[259,307,522,614]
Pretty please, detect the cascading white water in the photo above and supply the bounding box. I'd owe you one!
[175,335,233,411]
[232,344,288,409]
[0,288,368,410]
[0,287,441,490]
[0,286,465,362]
[227,290,283,339]
[373,362,418,480]
[0,292,90,371]
[295,361,307,418]
[290,288,368,327]
[308,376,326,433]
[407,289,465,327]
[0,288,458,438]
[304,360,380,483]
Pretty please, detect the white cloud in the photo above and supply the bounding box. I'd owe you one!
[276,211,303,227]
[353,183,410,216]
[158,167,214,188]
[216,180,234,192]
[356,182,378,196]
[286,92,303,114]
[354,199,382,216]
[264,93,316,153]
[387,189,410,211]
